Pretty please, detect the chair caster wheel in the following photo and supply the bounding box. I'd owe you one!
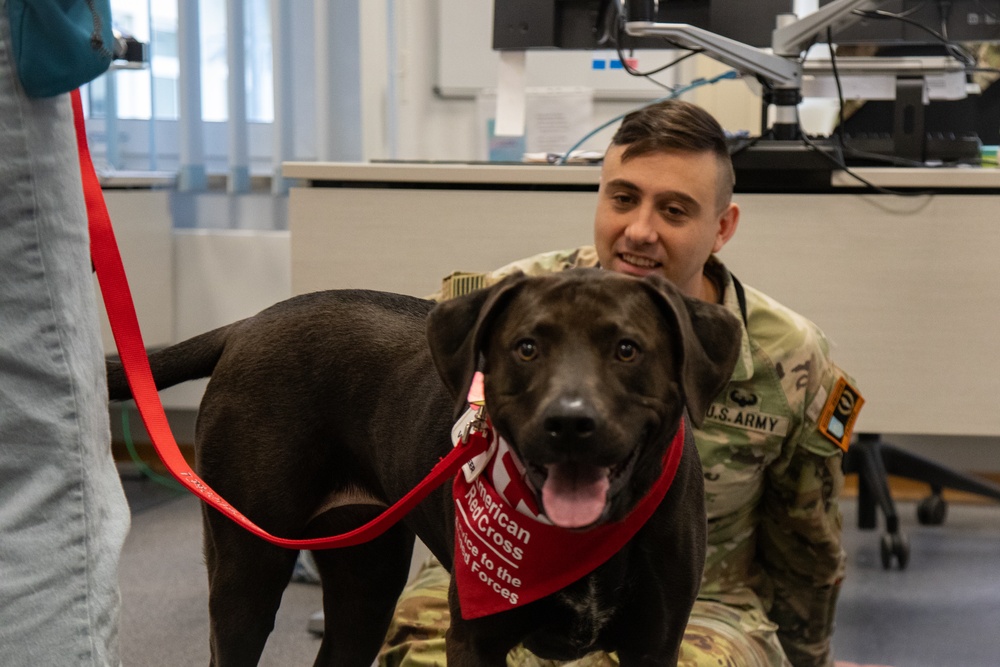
[917,494,947,525]
[880,532,910,570]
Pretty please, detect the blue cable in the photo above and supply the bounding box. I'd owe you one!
[555,69,740,165]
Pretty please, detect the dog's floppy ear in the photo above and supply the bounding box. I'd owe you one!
[638,274,742,427]
[426,272,530,419]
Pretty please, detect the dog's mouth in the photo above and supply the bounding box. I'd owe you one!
[527,446,640,530]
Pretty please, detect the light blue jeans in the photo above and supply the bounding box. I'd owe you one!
[0,8,130,666]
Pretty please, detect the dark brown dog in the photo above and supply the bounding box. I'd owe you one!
[108,269,740,666]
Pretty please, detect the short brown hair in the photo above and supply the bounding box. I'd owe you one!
[610,99,735,211]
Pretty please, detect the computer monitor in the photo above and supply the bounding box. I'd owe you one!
[493,0,794,51]
[818,0,1000,43]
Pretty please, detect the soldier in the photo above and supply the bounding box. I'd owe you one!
[376,98,862,667]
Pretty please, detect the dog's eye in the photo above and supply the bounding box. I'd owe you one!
[515,339,539,362]
[616,340,639,362]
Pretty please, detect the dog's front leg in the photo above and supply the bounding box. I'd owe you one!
[444,584,515,666]
[444,627,510,667]
[616,646,681,667]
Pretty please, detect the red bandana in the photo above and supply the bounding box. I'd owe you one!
[450,403,685,619]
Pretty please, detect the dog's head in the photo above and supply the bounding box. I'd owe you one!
[426,269,741,529]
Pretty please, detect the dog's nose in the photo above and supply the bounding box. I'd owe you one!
[544,414,596,439]
[543,398,597,441]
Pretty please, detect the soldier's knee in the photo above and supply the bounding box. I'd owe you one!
[680,601,789,667]
[378,557,452,665]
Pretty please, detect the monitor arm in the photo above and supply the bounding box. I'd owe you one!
[623,0,884,138]
[621,22,803,87]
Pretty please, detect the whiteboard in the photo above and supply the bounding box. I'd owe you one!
[437,0,683,100]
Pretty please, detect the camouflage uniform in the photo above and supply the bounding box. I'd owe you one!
[972,43,1000,96]
[380,248,855,667]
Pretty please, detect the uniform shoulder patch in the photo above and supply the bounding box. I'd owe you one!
[817,377,864,451]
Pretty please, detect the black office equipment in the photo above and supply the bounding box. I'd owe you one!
[819,0,1000,44]
[492,0,794,50]
[839,74,985,164]
[814,2,1000,163]
[840,131,983,164]
[831,42,996,164]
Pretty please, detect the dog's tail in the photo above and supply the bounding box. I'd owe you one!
[106,324,236,401]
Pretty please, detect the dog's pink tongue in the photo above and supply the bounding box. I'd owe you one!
[542,463,610,529]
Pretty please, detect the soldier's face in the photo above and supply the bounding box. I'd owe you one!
[594,145,739,301]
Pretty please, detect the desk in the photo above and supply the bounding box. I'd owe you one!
[284,162,1000,437]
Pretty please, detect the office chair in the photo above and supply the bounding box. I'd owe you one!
[842,433,1000,570]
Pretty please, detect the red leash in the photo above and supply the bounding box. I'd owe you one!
[73,89,488,549]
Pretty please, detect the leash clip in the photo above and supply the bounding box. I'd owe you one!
[453,404,490,445]
[453,371,489,446]
[450,371,495,482]
[468,405,488,438]
[451,408,496,483]
[452,406,482,448]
